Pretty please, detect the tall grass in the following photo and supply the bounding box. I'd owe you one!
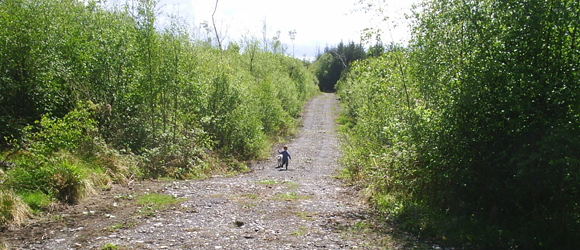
[0,190,30,225]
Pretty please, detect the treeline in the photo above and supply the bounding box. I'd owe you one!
[312,41,367,92]
[0,0,318,223]
[338,0,579,249]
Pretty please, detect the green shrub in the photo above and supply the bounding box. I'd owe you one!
[338,0,580,247]
[49,160,85,205]
[90,140,141,185]
[6,152,89,205]
[140,130,212,179]
[5,153,53,195]
[24,101,98,156]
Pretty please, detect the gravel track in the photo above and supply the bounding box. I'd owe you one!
[2,93,419,249]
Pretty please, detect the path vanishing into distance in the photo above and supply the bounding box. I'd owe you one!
[3,93,424,249]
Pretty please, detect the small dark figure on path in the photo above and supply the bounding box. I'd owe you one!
[277,146,291,170]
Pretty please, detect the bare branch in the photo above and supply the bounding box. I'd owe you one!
[211,0,222,50]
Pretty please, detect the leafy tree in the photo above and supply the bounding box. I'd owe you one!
[0,0,319,221]
[313,41,366,92]
[338,0,580,248]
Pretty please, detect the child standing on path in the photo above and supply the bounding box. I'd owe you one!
[277,146,291,170]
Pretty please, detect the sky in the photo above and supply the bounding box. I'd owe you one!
[139,0,418,60]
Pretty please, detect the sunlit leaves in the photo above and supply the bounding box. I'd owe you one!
[0,0,318,165]
[340,0,580,248]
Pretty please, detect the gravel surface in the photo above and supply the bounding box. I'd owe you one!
[2,93,423,249]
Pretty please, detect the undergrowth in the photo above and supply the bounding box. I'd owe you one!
[0,101,246,226]
[0,0,319,228]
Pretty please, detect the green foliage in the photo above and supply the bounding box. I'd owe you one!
[0,0,318,226]
[339,0,580,248]
[2,103,106,205]
[100,243,118,250]
[4,153,53,195]
[2,104,136,211]
[18,191,52,212]
[313,41,367,92]
[137,193,183,214]
[6,154,87,205]
[49,160,86,205]
[24,101,98,156]
[139,130,212,179]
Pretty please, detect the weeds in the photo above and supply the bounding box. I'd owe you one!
[137,193,183,207]
[18,191,52,213]
[100,243,118,250]
[136,193,184,216]
[0,190,30,225]
[107,223,123,232]
[237,193,260,209]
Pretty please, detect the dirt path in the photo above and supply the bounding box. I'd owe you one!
[2,93,419,249]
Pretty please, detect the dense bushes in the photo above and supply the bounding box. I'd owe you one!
[312,41,367,92]
[338,0,580,248]
[4,104,119,206]
[0,0,318,224]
